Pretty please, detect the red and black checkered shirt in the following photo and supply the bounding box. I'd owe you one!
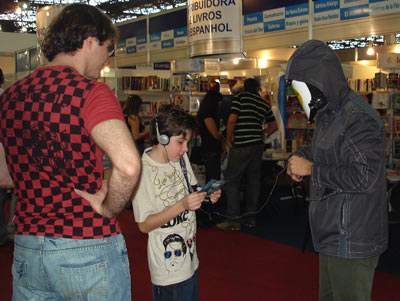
[0,66,125,239]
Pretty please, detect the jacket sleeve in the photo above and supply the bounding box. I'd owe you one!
[295,147,312,161]
[309,111,385,200]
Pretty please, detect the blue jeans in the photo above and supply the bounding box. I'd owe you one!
[223,143,264,220]
[152,269,198,301]
[12,234,131,301]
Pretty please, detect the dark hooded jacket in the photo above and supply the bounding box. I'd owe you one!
[286,40,387,258]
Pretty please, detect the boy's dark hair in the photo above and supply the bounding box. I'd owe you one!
[123,94,143,116]
[244,78,260,93]
[42,4,119,62]
[150,104,198,145]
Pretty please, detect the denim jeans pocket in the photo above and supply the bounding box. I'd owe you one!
[57,261,108,300]
[117,238,131,278]
[12,258,30,292]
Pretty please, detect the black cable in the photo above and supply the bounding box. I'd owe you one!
[198,165,288,220]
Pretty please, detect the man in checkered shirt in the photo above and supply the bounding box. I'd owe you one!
[0,4,141,300]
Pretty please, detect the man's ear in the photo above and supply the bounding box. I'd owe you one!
[82,36,96,52]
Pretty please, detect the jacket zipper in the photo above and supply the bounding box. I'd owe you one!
[340,196,348,234]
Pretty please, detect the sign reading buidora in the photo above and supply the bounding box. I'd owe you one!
[188,0,240,42]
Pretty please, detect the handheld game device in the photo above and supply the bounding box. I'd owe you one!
[198,179,226,196]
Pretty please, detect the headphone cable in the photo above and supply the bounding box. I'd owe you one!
[198,165,288,220]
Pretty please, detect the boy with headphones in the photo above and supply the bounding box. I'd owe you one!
[132,104,221,300]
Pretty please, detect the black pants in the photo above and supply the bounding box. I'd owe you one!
[203,151,221,183]
[197,151,221,228]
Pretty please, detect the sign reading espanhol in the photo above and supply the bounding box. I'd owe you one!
[188,0,241,43]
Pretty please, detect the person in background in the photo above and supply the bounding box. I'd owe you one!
[209,80,220,92]
[123,94,149,155]
[366,92,373,105]
[132,104,221,301]
[197,83,225,183]
[0,4,141,300]
[217,78,277,230]
[286,39,387,301]
[196,82,225,228]
[263,92,282,150]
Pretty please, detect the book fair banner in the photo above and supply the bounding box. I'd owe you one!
[243,0,400,36]
[115,0,400,57]
[116,18,147,56]
[149,9,188,51]
[187,0,242,57]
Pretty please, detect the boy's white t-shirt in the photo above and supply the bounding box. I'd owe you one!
[133,148,199,286]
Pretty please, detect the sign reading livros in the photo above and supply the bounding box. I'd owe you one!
[187,0,242,57]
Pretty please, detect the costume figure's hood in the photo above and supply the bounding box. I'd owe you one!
[285,40,350,111]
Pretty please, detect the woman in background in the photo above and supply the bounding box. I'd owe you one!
[196,86,226,228]
[123,94,149,155]
[197,86,225,183]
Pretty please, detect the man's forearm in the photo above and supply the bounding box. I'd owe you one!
[103,161,141,218]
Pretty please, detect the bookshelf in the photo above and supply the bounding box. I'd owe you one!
[284,94,314,153]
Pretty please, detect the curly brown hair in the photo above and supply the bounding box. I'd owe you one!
[42,4,119,62]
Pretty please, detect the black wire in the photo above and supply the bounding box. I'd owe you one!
[198,118,313,220]
[198,165,288,220]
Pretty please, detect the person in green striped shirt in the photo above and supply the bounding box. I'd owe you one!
[217,78,277,230]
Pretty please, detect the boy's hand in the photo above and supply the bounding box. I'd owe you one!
[209,189,221,203]
[182,191,206,211]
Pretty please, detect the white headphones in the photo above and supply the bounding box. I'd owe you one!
[155,118,170,145]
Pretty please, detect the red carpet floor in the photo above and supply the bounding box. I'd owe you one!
[1,209,400,300]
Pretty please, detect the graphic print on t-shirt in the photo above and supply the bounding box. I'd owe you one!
[23,123,70,177]
[149,161,198,272]
[163,233,187,272]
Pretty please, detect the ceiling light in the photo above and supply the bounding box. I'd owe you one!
[367,46,375,56]
[233,58,240,65]
[258,58,267,69]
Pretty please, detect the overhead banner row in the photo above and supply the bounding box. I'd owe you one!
[116,0,400,57]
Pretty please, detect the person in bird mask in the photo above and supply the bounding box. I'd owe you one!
[289,79,328,123]
[286,40,387,301]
